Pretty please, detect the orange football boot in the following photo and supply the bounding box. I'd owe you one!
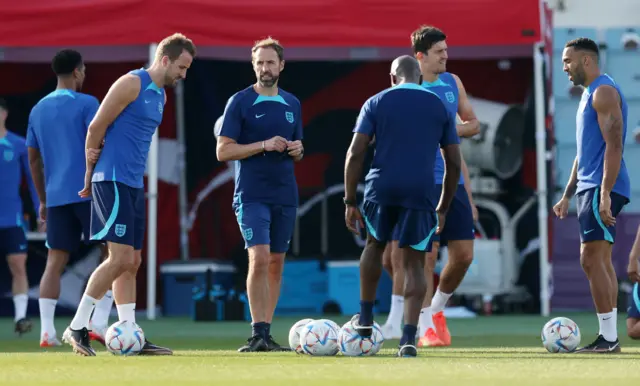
[418,328,445,347]
[432,311,451,346]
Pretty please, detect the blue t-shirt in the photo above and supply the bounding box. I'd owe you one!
[422,72,464,185]
[576,74,630,199]
[26,89,99,207]
[219,86,303,207]
[0,131,38,228]
[354,83,460,211]
[92,69,165,189]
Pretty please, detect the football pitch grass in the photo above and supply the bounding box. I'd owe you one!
[1,312,639,385]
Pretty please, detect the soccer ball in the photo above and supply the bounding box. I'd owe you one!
[288,318,314,354]
[299,319,339,356]
[338,320,385,356]
[105,320,146,356]
[541,316,581,353]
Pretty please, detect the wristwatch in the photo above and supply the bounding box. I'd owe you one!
[343,197,357,207]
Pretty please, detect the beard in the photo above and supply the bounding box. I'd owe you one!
[258,73,279,88]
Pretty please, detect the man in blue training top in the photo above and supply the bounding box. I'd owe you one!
[217,37,304,353]
[554,37,630,353]
[344,55,461,358]
[0,98,39,336]
[64,33,196,357]
[380,25,480,347]
[27,49,114,348]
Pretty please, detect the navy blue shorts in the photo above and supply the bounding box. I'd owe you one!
[233,202,296,253]
[0,227,27,256]
[362,200,437,252]
[576,187,628,243]
[391,184,474,247]
[628,282,640,319]
[46,201,96,252]
[90,181,145,250]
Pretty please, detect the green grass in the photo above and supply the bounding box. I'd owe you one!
[0,313,639,385]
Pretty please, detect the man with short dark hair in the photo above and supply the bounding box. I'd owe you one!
[0,97,38,336]
[28,49,116,348]
[217,37,304,353]
[64,33,196,356]
[554,37,630,353]
[344,55,461,358]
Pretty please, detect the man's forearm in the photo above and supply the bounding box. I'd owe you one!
[461,156,473,204]
[456,119,480,138]
[630,226,640,262]
[344,153,364,201]
[28,157,46,204]
[439,146,462,213]
[601,144,622,194]
[217,142,263,161]
[563,157,579,199]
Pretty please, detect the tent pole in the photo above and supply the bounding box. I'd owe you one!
[176,79,189,261]
[147,43,159,321]
[534,42,550,317]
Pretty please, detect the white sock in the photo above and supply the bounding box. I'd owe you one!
[91,290,113,327]
[117,303,136,323]
[39,298,57,337]
[385,295,404,329]
[13,294,28,322]
[431,289,452,314]
[70,295,97,330]
[419,307,435,336]
[598,311,617,342]
[601,308,618,336]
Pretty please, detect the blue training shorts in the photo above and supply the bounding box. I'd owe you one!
[628,282,640,319]
[0,226,27,256]
[233,202,297,254]
[46,201,97,252]
[391,184,474,247]
[576,187,628,244]
[90,181,146,250]
[362,200,437,252]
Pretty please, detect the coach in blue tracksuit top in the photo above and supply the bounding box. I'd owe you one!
[216,38,303,353]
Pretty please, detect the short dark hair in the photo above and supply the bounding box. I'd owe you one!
[565,37,600,58]
[52,49,84,76]
[156,33,197,62]
[0,98,7,112]
[411,25,447,54]
[252,37,284,62]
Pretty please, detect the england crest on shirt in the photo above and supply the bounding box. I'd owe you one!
[285,111,294,123]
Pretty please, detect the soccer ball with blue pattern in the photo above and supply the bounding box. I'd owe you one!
[288,318,314,354]
[299,319,339,356]
[105,320,146,356]
[541,317,580,353]
[338,320,384,356]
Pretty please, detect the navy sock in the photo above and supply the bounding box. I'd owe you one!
[400,324,417,346]
[265,323,271,338]
[252,322,269,340]
[359,301,374,326]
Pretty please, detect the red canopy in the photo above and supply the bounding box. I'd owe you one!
[0,0,542,60]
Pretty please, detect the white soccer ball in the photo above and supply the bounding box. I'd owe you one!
[541,316,581,353]
[338,320,385,356]
[300,319,339,356]
[105,320,146,356]
[288,318,314,354]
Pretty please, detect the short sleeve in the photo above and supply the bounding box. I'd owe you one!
[439,111,460,147]
[84,96,100,128]
[353,98,375,137]
[219,94,243,141]
[25,113,39,150]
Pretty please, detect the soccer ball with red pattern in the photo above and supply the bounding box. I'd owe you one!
[541,317,581,353]
[105,320,146,356]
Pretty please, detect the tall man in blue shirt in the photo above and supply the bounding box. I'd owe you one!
[344,55,461,358]
[217,37,304,353]
[554,38,630,353]
[0,98,39,336]
[27,50,116,348]
[63,34,196,356]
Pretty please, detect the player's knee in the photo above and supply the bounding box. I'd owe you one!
[404,275,427,299]
[45,249,69,273]
[382,245,393,274]
[128,251,142,273]
[109,249,137,273]
[579,246,601,274]
[426,250,438,271]
[268,253,285,276]
[7,254,27,276]
[248,246,270,274]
